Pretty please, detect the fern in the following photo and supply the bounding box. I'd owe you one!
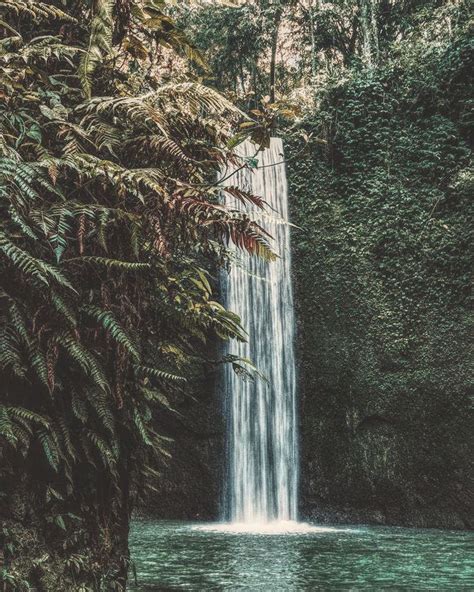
[0,406,16,445]
[0,1,274,582]
[78,0,114,98]
[66,256,150,271]
[0,233,75,289]
[56,331,109,392]
[0,1,75,22]
[134,364,187,383]
[38,429,59,472]
[83,305,140,360]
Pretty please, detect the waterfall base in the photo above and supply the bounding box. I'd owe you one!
[192,521,349,535]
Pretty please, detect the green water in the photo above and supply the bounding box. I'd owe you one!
[128,520,474,591]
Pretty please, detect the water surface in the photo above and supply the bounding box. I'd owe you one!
[128,520,474,590]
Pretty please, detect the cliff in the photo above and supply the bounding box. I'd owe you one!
[286,27,473,529]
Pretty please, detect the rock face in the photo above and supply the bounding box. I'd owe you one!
[141,355,224,521]
[285,36,473,529]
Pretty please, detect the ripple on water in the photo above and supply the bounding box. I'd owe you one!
[128,520,474,591]
[192,520,354,535]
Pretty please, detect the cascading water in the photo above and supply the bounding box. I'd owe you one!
[222,138,298,525]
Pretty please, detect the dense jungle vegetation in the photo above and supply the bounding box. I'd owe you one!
[162,0,473,528]
[0,0,472,590]
[175,0,473,527]
[0,1,274,589]
[285,6,473,525]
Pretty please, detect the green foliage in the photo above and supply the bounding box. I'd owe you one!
[0,1,274,589]
[285,5,472,516]
[178,1,269,99]
[79,0,114,98]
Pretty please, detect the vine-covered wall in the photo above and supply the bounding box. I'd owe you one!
[286,27,473,528]
[139,5,473,530]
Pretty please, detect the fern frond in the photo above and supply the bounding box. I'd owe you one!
[55,154,166,201]
[7,206,38,240]
[56,331,109,392]
[125,135,193,166]
[78,0,114,98]
[65,256,150,271]
[71,389,88,423]
[222,186,266,209]
[81,95,168,134]
[0,328,26,378]
[27,342,49,389]
[50,293,78,328]
[0,233,75,290]
[134,364,187,383]
[0,36,82,65]
[155,82,243,118]
[83,305,140,360]
[0,1,76,22]
[140,387,179,415]
[56,416,76,462]
[84,429,117,471]
[84,389,115,435]
[0,406,16,446]
[7,406,50,428]
[37,429,60,471]
[133,408,152,446]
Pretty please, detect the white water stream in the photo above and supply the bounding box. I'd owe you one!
[222,138,298,525]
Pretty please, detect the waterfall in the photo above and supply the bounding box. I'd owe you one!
[222,138,298,524]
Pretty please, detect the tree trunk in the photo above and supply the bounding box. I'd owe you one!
[359,0,379,66]
[269,5,283,102]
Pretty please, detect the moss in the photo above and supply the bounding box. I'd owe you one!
[286,28,473,528]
